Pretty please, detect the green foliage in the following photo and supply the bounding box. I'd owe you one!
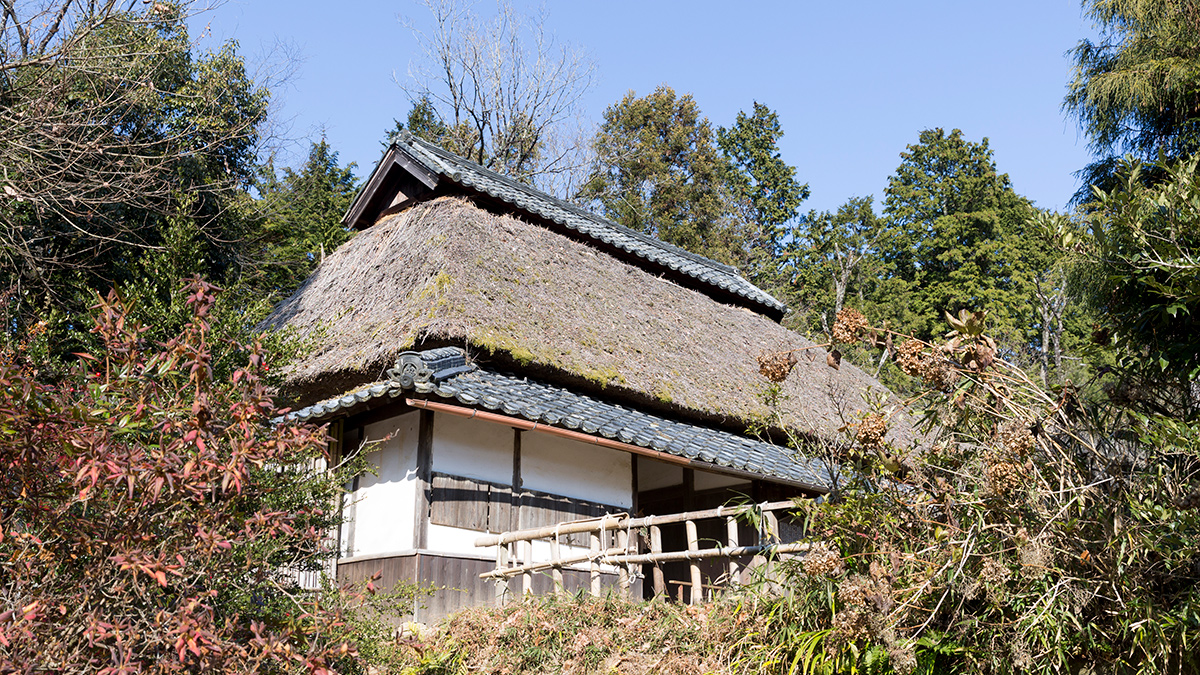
[0,2,272,366]
[718,102,809,283]
[787,197,886,337]
[582,85,736,261]
[1076,155,1200,415]
[876,129,1045,345]
[386,95,451,148]
[1066,0,1200,198]
[256,137,360,296]
[756,308,1200,675]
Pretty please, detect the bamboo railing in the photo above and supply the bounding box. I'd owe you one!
[474,500,811,604]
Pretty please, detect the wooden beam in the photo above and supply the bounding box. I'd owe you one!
[413,410,434,550]
[511,429,522,532]
[474,500,795,546]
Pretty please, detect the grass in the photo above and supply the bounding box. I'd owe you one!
[378,591,836,675]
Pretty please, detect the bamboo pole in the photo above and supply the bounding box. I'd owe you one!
[478,542,813,579]
[522,540,532,595]
[589,531,601,597]
[549,536,564,595]
[474,501,795,548]
[726,516,740,584]
[495,541,510,606]
[616,529,630,598]
[650,525,665,597]
[686,520,702,604]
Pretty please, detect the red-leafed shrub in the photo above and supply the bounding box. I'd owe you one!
[0,280,361,674]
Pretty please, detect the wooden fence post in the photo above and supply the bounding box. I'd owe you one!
[650,525,665,597]
[685,519,702,604]
[589,531,601,597]
[550,535,564,595]
[726,515,740,585]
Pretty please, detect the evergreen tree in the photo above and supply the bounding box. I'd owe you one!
[581,86,739,263]
[877,129,1042,344]
[257,138,359,295]
[787,197,886,336]
[1066,0,1200,200]
[0,2,271,363]
[717,102,808,285]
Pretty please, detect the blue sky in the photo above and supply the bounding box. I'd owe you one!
[196,1,1100,214]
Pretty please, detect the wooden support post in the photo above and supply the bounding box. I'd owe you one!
[726,515,740,585]
[763,511,780,544]
[616,529,630,598]
[413,410,434,550]
[550,536,564,595]
[496,541,510,606]
[589,532,601,597]
[650,525,665,597]
[686,519,702,604]
[763,510,779,583]
[522,540,533,596]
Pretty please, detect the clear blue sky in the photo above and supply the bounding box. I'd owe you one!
[196,1,1100,214]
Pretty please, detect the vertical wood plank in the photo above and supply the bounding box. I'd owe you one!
[414,410,434,550]
[488,484,512,534]
[686,519,702,604]
[650,525,665,597]
[726,515,740,584]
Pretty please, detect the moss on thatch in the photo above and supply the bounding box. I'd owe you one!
[264,197,913,442]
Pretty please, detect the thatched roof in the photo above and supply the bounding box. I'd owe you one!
[345,132,786,319]
[265,196,915,444]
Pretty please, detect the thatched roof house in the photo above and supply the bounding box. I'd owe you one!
[268,133,907,447]
[264,133,910,620]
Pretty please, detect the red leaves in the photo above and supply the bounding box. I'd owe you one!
[0,279,353,673]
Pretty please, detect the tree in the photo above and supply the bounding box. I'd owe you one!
[256,138,359,295]
[0,2,267,287]
[788,197,886,337]
[877,129,1041,344]
[581,86,741,263]
[398,0,595,194]
[0,280,370,672]
[1074,156,1200,416]
[717,102,808,283]
[1066,0,1200,199]
[0,1,271,363]
[384,94,449,147]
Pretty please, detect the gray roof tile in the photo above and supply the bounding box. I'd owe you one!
[280,347,831,490]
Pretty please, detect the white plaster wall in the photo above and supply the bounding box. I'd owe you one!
[521,433,632,508]
[431,413,513,485]
[427,523,499,558]
[637,457,683,491]
[347,412,419,557]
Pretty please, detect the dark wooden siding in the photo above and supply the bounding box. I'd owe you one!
[338,552,634,626]
[430,472,622,545]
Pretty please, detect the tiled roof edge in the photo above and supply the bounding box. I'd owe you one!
[278,347,829,489]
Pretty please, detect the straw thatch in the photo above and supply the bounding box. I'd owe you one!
[264,197,914,443]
